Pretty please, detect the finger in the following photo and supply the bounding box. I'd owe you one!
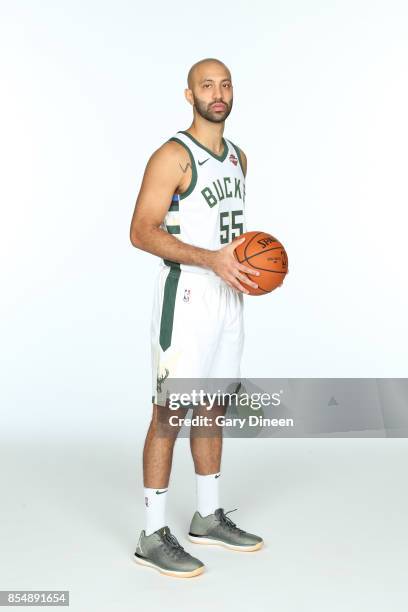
[230,236,246,251]
[231,278,250,294]
[237,272,258,289]
[237,264,260,277]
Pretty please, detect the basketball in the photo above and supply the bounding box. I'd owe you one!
[233,231,289,296]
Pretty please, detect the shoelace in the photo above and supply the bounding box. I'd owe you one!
[218,508,246,535]
[160,530,188,558]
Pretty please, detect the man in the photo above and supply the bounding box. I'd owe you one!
[129,58,263,578]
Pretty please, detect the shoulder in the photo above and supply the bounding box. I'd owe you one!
[226,139,247,177]
[141,139,191,181]
[148,138,190,166]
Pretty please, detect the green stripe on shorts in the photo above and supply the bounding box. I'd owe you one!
[159,267,181,351]
[166,225,181,234]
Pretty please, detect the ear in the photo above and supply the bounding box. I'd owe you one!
[184,88,194,106]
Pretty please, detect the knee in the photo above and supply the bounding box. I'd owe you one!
[148,404,188,440]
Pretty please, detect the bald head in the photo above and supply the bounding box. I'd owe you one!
[187,58,231,90]
[184,58,233,124]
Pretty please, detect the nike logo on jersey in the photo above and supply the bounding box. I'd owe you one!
[156,489,168,495]
[198,158,210,166]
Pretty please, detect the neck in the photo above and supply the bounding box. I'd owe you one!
[186,115,225,155]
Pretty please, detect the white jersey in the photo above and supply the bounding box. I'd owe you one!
[160,130,246,275]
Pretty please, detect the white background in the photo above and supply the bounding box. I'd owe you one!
[1,1,407,610]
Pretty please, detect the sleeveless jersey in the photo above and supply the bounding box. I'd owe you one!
[160,130,246,275]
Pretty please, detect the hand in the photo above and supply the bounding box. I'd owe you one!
[209,237,260,294]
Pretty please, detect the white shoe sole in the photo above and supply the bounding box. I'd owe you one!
[133,555,204,578]
[188,535,264,552]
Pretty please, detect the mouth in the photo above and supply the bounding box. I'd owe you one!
[211,103,226,111]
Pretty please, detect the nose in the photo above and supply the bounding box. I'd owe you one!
[212,84,223,100]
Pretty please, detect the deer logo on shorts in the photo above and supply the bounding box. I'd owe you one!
[157,368,169,392]
[183,288,191,303]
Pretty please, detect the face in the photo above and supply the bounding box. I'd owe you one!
[187,63,233,123]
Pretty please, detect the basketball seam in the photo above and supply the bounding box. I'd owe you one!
[242,259,287,274]
[243,231,263,262]
[244,245,285,262]
[241,257,280,292]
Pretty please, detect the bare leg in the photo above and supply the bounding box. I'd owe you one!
[143,403,189,488]
[190,402,227,475]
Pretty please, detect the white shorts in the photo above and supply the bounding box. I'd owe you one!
[151,264,244,406]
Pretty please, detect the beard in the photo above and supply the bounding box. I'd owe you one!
[192,94,233,123]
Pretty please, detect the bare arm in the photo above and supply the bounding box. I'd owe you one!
[130,141,216,268]
[239,148,247,177]
[129,141,258,293]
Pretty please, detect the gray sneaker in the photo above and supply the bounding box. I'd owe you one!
[134,526,205,578]
[188,508,264,552]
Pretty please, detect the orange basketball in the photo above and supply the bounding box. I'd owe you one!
[233,231,289,296]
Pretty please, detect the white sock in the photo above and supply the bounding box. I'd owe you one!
[196,472,220,517]
[144,487,168,536]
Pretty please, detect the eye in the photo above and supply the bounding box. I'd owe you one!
[203,83,212,88]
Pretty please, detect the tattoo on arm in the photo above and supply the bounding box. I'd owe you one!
[179,162,192,173]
